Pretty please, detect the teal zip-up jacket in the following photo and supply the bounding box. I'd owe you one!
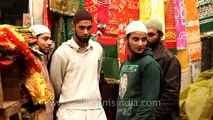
[116,47,163,120]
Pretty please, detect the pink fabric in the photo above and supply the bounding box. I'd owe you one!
[174,0,187,50]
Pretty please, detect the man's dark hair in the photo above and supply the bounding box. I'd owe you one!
[126,33,131,39]
[73,9,92,24]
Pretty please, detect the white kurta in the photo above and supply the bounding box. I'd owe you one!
[50,38,106,119]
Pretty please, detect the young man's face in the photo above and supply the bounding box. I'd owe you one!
[127,31,147,55]
[72,20,93,43]
[36,33,52,55]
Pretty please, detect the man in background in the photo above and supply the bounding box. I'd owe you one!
[145,19,181,120]
[30,24,55,120]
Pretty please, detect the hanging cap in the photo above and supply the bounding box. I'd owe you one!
[125,21,147,35]
[144,19,162,32]
[30,25,51,36]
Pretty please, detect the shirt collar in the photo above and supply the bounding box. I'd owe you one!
[69,37,93,52]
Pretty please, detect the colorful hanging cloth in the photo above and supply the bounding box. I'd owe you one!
[44,0,54,32]
[164,0,177,49]
[197,1,213,33]
[85,0,98,34]
[184,0,201,61]
[117,0,129,63]
[0,25,53,104]
[174,0,187,50]
[49,0,84,48]
[139,0,165,33]
[97,0,109,26]
[49,0,84,16]
[128,0,139,22]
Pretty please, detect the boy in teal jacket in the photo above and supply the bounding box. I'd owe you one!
[116,21,163,120]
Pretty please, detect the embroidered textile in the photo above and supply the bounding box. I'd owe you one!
[164,0,176,49]
[49,0,84,16]
[174,0,187,49]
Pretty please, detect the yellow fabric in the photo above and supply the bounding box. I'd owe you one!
[177,50,189,72]
[180,68,213,120]
[139,0,165,34]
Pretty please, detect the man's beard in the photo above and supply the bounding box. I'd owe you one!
[75,33,91,43]
[39,48,49,55]
[147,39,160,49]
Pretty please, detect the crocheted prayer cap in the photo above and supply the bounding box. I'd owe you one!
[144,19,163,32]
[31,25,50,36]
[73,9,92,24]
[125,21,147,35]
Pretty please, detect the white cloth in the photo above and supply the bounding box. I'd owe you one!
[50,38,103,110]
[56,107,107,120]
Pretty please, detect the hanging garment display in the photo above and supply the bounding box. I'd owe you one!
[197,0,213,33]
[174,0,187,50]
[85,0,98,34]
[49,0,84,16]
[164,0,177,49]
[184,0,202,61]
[139,0,165,32]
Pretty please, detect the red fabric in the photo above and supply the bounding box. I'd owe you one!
[117,0,128,62]
[128,0,139,22]
[43,0,54,32]
[97,0,109,25]
[3,28,41,73]
[103,0,119,36]
[85,0,98,34]
[164,0,177,49]
[98,37,117,45]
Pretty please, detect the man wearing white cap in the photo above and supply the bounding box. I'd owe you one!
[116,21,162,120]
[30,24,55,120]
[144,19,181,120]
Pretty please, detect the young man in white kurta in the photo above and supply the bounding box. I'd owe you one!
[50,10,107,120]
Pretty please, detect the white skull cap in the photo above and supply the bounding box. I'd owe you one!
[31,25,50,36]
[125,21,147,35]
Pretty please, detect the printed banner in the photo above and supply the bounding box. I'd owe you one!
[128,0,139,22]
[188,42,202,61]
[97,0,109,26]
[103,0,119,36]
[197,0,213,33]
[117,0,129,63]
[174,0,187,49]
[184,0,201,61]
[85,0,98,34]
[164,0,176,49]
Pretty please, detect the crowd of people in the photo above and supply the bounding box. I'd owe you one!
[29,9,181,120]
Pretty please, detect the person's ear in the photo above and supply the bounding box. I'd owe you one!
[160,32,164,39]
[71,23,75,31]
